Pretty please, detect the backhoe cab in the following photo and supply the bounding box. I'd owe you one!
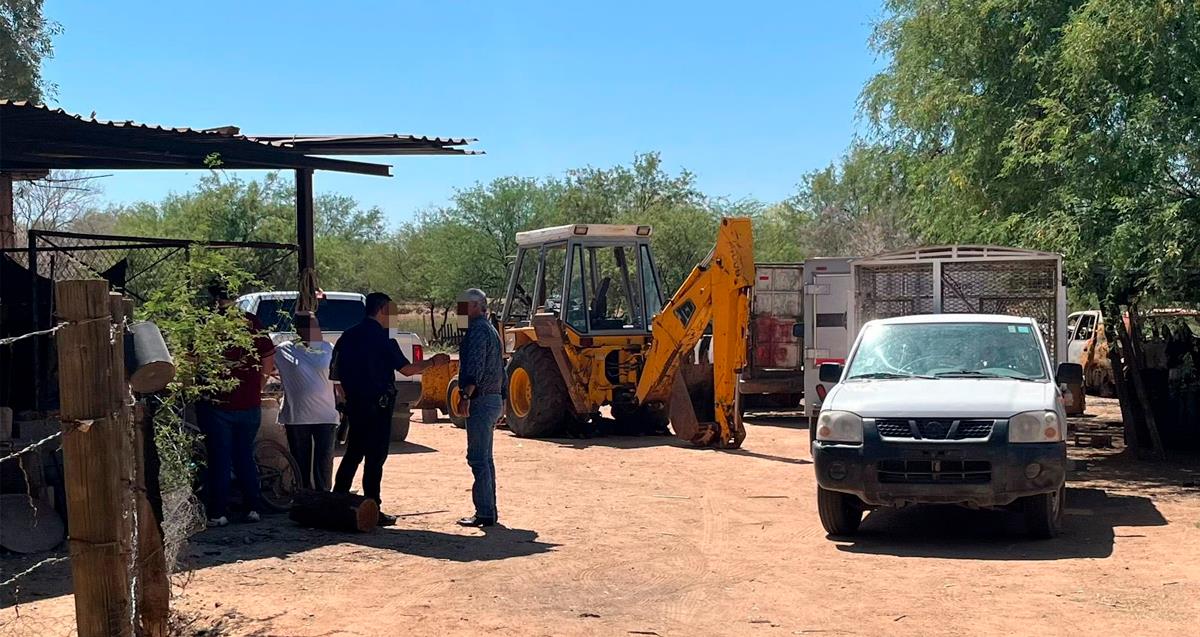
[498,218,755,448]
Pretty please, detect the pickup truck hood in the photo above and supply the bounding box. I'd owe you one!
[824,378,1057,419]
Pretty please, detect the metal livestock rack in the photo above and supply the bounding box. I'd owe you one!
[849,245,1067,364]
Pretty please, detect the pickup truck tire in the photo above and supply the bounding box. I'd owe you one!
[817,486,863,536]
[390,403,411,443]
[505,345,568,438]
[446,378,467,429]
[1023,484,1064,539]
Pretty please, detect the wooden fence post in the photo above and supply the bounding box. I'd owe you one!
[111,292,171,637]
[1121,307,1166,460]
[56,280,134,637]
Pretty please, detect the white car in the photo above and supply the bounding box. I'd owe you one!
[811,314,1083,539]
[236,291,425,441]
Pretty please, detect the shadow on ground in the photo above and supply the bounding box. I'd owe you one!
[1072,448,1200,495]
[834,487,1167,561]
[742,412,811,430]
[182,517,558,571]
[386,440,438,455]
[725,448,812,466]
[0,517,557,610]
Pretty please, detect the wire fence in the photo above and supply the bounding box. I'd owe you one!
[0,287,199,637]
[1,321,77,637]
[5,230,297,303]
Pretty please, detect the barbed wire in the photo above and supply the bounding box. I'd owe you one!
[0,556,69,589]
[0,324,65,347]
[0,317,116,348]
[0,431,62,465]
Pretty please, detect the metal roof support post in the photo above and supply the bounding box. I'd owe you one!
[0,173,14,250]
[295,168,317,312]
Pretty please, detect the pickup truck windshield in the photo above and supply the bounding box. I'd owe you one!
[255,298,365,333]
[846,322,1048,381]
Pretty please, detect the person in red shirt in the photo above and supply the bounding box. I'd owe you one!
[199,282,276,527]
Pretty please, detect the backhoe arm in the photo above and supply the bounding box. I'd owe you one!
[635,217,755,447]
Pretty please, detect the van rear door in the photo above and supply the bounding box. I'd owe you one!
[803,258,854,418]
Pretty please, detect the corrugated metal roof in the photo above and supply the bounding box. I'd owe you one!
[0,101,481,175]
[251,133,480,153]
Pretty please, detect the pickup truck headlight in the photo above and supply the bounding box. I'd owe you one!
[1009,410,1062,443]
[816,410,863,443]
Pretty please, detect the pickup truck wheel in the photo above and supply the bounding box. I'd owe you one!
[817,486,863,536]
[446,378,467,429]
[505,345,568,438]
[1024,484,1064,539]
[390,403,412,442]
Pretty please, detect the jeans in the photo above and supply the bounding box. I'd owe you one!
[466,394,503,520]
[286,424,337,491]
[198,404,262,518]
[333,394,394,506]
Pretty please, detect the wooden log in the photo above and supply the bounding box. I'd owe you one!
[289,489,378,532]
[56,280,134,637]
[126,321,176,394]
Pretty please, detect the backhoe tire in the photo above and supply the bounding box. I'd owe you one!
[446,378,467,429]
[1023,484,1064,539]
[505,345,570,438]
[817,486,863,537]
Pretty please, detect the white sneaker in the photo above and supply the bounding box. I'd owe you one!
[207,516,228,528]
[246,511,261,523]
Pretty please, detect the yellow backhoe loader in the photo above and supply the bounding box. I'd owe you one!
[424,217,755,448]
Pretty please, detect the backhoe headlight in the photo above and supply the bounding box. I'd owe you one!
[816,410,863,443]
[1009,411,1062,443]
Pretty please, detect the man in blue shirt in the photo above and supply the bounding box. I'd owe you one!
[455,288,508,527]
[331,292,447,525]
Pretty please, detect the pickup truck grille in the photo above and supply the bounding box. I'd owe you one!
[875,419,994,440]
[877,459,992,484]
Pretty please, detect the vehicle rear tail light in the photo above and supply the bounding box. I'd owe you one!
[412,344,424,362]
[815,384,828,401]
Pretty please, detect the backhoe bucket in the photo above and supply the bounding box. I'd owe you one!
[669,345,745,448]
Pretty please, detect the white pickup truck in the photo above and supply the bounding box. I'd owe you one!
[812,314,1082,539]
[236,291,426,441]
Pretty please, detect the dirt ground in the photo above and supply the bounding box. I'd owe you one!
[3,398,1199,636]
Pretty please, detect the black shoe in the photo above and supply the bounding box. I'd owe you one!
[377,512,397,527]
[456,515,496,528]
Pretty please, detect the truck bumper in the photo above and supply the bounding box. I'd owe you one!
[739,375,803,395]
[394,380,422,405]
[812,429,1066,508]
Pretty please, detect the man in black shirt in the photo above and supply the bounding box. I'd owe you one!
[332,292,448,525]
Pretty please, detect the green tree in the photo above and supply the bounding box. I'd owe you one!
[111,172,390,293]
[859,0,1200,305]
[137,251,261,492]
[0,0,59,102]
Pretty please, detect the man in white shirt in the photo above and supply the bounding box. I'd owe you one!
[275,313,341,491]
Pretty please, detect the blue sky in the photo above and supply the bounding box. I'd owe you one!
[44,1,885,225]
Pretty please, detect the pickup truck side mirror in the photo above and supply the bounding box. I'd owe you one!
[1055,362,1084,386]
[819,363,844,384]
